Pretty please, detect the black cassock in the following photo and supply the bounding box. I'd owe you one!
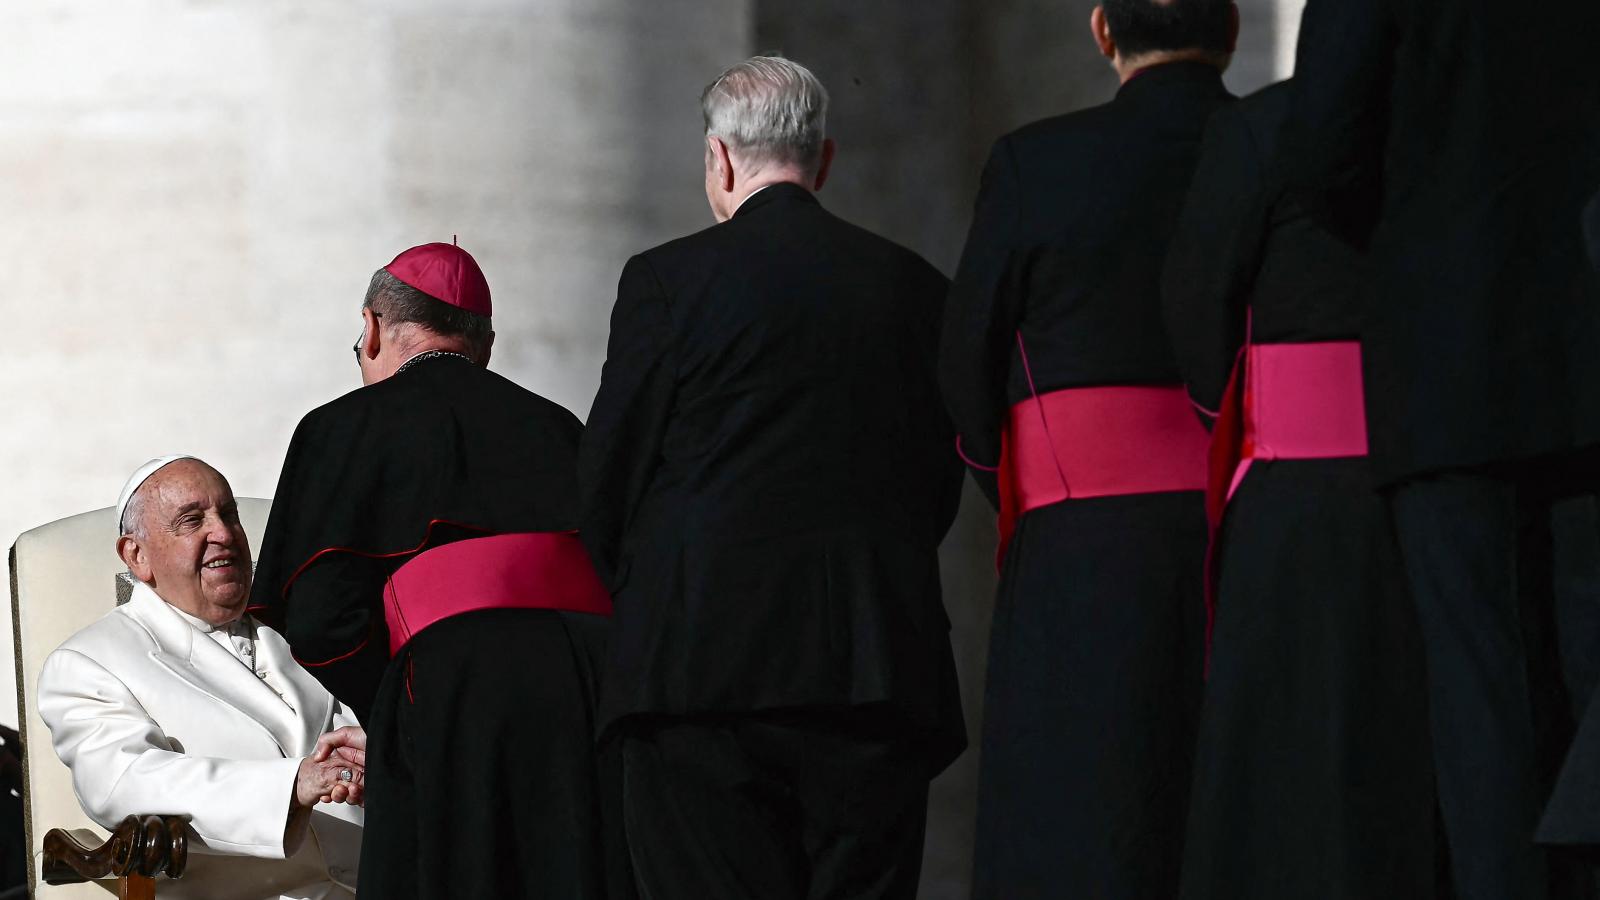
[253,354,631,900]
[1541,191,1600,852]
[579,184,964,900]
[942,62,1230,899]
[1280,2,1600,897]
[1161,80,1437,899]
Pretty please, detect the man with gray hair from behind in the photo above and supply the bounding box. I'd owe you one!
[580,55,966,899]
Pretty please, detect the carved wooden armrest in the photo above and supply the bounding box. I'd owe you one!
[42,815,188,885]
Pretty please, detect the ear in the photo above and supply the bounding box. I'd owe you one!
[361,306,382,360]
[479,331,495,367]
[812,139,837,192]
[1226,2,1240,53]
[1091,5,1117,62]
[117,535,153,584]
[709,136,736,193]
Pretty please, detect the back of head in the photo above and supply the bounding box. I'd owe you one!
[701,55,829,172]
[1102,0,1234,57]
[364,268,493,359]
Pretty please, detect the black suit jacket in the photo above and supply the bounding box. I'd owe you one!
[942,62,1234,503]
[579,184,964,763]
[1163,80,1371,412]
[1277,0,1600,482]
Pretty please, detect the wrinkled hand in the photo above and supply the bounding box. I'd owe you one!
[307,726,367,806]
[295,756,363,808]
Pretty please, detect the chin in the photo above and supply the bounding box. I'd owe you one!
[207,584,250,609]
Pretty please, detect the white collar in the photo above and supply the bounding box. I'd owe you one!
[141,584,248,636]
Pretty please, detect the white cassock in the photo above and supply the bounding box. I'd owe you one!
[37,581,362,900]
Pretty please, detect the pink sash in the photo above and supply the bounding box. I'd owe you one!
[1220,341,1369,509]
[383,531,612,656]
[1203,340,1368,667]
[996,385,1211,566]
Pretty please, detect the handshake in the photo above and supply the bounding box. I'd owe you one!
[294,725,368,810]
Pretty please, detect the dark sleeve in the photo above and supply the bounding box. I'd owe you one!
[280,556,390,723]
[254,411,388,720]
[251,414,315,628]
[578,254,677,590]
[917,267,967,546]
[940,138,1025,509]
[1274,0,1396,246]
[1162,103,1269,414]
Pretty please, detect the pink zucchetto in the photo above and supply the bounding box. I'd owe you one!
[384,242,492,317]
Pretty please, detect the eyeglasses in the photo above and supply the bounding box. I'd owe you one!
[352,311,382,361]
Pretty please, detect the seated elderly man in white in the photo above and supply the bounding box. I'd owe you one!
[37,456,364,900]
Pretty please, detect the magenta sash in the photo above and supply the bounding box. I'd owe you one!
[382,531,612,656]
[997,385,1211,565]
[1202,340,1369,668]
[1224,341,1369,503]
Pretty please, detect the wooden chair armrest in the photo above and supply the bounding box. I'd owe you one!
[41,815,188,885]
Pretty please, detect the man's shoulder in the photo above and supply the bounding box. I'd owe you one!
[46,604,155,676]
[1004,103,1122,151]
[982,104,1132,188]
[294,364,576,436]
[827,213,948,286]
[1236,80,1292,130]
[291,382,375,439]
[636,203,944,290]
[632,219,730,272]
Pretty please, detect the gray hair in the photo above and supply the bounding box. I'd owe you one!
[119,486,148,579]
[119,487,147,539]
[701,55,829,171]
[363,269,492,359]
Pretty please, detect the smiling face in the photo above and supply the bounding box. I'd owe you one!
[117,459,253,627]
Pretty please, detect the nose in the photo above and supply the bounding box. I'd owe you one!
[205,512,236,547]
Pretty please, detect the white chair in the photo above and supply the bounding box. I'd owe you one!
[9,499,287,899]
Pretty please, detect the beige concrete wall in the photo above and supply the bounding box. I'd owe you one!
[0,0,749,729]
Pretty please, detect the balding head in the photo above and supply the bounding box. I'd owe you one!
[116,458,253,626]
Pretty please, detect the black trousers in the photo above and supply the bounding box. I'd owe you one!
[1392,469,1599,900]
[618,708,932,900]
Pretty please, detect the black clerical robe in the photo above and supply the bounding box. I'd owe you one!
[1279,3,1600,897]
[579,183,963,899]
[1162,80,1437,899]
[1540,190,1600,852]
[942,62,1229,899]
[254,353,631,900]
